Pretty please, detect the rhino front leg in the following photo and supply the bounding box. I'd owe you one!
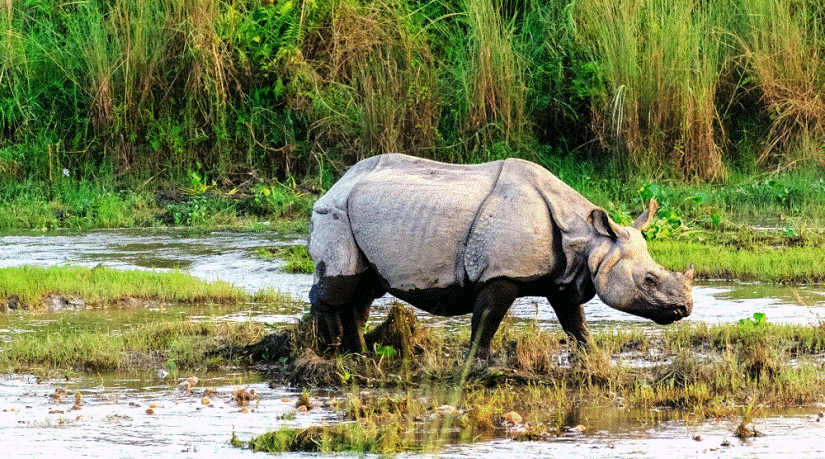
[547,299,589,345]
[470,279,519,360]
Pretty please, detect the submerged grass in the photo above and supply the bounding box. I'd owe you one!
[0,307,268,373]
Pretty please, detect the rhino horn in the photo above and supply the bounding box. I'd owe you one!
[631,198,660,230]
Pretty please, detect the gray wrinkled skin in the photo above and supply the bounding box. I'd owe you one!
[308,154,694,357]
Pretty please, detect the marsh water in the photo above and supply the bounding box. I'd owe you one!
[1,228,824,458]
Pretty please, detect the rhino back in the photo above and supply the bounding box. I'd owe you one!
[347,156,503,291]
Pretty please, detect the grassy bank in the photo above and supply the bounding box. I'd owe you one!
[0,265,251,309]
[0,177,314,231]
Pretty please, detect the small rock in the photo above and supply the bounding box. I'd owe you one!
[436,405,458,416]
[693,435,703,441]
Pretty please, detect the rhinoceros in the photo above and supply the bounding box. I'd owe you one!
[308,154,694,357]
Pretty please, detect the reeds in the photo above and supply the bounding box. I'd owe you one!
[2,0,825,185]
[737,0,825,166]
[572,0,729,180]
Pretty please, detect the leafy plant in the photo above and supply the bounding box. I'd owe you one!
[738,312,767,329]
[374,343,398,359]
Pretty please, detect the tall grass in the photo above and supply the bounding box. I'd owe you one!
[572,0,729,181]
[307,0,440,165]
[737,0,825,166]
[2,0,825,189]
[461,0,526,156]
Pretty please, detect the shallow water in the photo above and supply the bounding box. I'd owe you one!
[2,228,824,327]
[1,228,824,458]
[0,372,338,458]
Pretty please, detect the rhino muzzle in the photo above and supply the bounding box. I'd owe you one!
[651,301,692,325]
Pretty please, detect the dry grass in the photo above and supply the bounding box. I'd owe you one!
[738,0,825,166]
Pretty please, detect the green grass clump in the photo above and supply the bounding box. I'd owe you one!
[254,245,314,274]
[649,238,825,283]
[0,311,268,372]
[0,265,249,309]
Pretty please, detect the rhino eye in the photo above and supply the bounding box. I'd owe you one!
[644,274,660,287]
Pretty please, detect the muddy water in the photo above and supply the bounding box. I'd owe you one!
[1,228,825,458]
[0,372,339,458]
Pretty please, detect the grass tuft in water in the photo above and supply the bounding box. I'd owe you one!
[252,245,314,274]
[0,265,249,310]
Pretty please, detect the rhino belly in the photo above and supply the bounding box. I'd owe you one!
[388,284,477,317]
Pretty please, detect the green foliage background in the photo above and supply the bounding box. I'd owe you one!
[2,0,825,189]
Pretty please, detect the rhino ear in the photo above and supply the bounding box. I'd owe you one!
[631,198,660,231]
[589,208,620,240]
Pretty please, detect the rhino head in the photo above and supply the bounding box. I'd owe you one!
[586,199,694,325]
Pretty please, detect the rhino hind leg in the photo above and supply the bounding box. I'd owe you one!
[469,279,519,360]
[310,270,383,354]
